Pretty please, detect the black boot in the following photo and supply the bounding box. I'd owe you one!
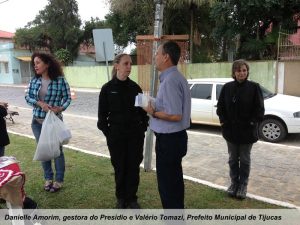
[236,184,247,199]
[115,199,126,209]
[227,183,239,197]
[127,201,141,209]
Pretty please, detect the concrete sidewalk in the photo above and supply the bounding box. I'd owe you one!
[6,106,300,208]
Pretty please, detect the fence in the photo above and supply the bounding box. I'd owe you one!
[64,61,276,92]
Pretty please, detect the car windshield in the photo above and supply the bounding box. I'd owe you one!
[260,85,276,99]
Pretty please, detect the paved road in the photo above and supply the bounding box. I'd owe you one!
[0,85,100,117]
[2,85,300,146]
[1,86,300,207]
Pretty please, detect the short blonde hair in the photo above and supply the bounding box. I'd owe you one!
[111,53,130,79]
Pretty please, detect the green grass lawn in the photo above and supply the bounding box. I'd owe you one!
[2,134,283,209]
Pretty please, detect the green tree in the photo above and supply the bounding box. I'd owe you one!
[14,0,82,60]
[210,0,300,61]
[108,0,215,62]
[81,18,107,49]
[106,0,154,49]
[14,27,50,52]
[166,0,215,62]
[55,48,72,65]
[163,1,215,62]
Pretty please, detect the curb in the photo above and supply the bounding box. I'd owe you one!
[7,130,300,210]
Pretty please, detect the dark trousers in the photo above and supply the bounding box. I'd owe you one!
[0,146,4,157]
[155,130,188,209]
[226,141,252,185]
[107,133,144,203]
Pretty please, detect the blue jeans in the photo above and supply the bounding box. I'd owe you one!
[155,130,188,209]
[31,118,65,182]
[0,146,5,157]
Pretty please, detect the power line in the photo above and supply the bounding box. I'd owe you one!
[0,0,9,4]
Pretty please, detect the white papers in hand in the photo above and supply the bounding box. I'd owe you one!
[134,93,155,107]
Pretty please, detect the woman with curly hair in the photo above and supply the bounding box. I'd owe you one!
[25,52,72,193]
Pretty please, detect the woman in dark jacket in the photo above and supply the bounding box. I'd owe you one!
[217,59,265,199]
[97,53,149,209]
[0,102,10,156]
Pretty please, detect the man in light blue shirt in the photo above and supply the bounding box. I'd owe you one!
[144,41,191,208]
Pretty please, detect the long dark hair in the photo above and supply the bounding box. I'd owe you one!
[31,52,64,80]
[111,53,129,79]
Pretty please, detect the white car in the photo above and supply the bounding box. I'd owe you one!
[188,78,300,143]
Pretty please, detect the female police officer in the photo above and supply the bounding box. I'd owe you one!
[97,53,148,209]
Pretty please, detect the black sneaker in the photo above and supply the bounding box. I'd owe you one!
[127,201,141,209]
[236,184,247,199]
[116,199,126,209]
[227,183,238,197]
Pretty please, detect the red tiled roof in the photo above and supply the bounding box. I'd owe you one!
[79,44,95,53]
[0,30,15,39]
[288,20,300,46]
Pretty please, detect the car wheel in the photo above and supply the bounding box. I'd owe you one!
[258,119,287,143]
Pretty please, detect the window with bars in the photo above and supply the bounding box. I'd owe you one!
[0,61,9,74]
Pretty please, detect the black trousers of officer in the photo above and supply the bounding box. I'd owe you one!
[107,133,144,203]
[155,130,188,209]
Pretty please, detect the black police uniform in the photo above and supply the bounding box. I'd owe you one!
[97,77,148,204]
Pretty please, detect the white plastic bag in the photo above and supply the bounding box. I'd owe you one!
[53,116,72,145]
[33,111,71,161]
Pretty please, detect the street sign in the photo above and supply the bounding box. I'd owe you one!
[92,29,114,62]
[93,29,114,81]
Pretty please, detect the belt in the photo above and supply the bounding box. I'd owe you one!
[154,129,186,137]
[33,117,45,124]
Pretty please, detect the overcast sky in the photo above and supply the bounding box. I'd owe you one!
[0,0,110,32]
